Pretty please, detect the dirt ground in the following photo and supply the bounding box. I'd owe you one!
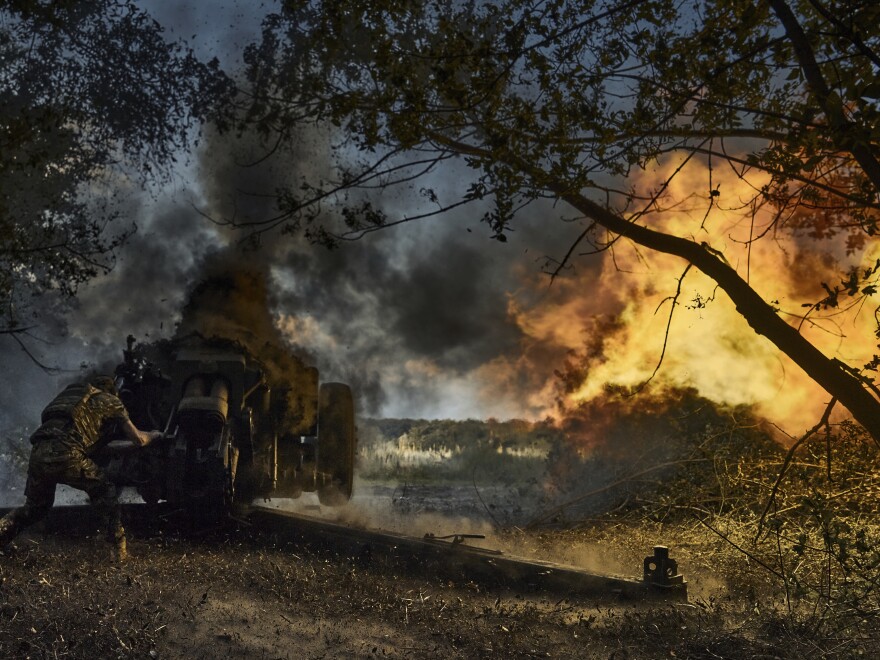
[5,413,878,658]
[0,529,768,660]
[0,492,801,660]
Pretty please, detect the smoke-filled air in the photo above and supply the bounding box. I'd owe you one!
[5,2,880,657]
[1,1,875,449]
[1,125,876,443]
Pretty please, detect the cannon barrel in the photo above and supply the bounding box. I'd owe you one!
[177,376,230,433]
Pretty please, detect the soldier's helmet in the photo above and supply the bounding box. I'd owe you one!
[89,374,119,396]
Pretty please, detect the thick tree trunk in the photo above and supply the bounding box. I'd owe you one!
[562,190,880,443]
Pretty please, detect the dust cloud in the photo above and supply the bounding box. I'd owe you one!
[259,484,638,577]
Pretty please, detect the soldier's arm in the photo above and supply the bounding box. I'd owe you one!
[121,420,163,447]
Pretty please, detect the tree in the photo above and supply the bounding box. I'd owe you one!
[0,0,231,345]
[237,0,880,440]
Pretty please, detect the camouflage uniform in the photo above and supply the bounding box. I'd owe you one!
[0,382,130,551]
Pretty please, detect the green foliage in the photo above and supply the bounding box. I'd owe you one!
[530,388,784,524]
[753,423,880,620]
[243,0,879,246]
[555,409,880,648]
[357,417,562,484]
[0,2,232,331]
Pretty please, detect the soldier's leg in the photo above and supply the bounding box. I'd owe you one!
[64,457,126,560]
[0,470,56,547]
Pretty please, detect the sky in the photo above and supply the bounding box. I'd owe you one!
[0,0,590,427]
[0,1,877,438]
[145,0,269,69]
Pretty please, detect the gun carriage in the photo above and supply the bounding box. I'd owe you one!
[104,334,356,514]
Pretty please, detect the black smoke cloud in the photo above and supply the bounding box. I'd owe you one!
[0,109,596,432]
[69,197,223,350]
[0,189,223,432]
[381,241,524,367]
[270,226,527,369]
[191,121,533,414]
[190,117,597,419]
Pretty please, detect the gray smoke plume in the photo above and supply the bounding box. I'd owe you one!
[188,121,590,419]
[0,115,591,432]
[0,0,599,435]
[0,0,601,507]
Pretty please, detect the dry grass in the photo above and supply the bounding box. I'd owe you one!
[2,414,879,657]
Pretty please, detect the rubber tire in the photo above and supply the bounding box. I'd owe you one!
[316,382,356,506]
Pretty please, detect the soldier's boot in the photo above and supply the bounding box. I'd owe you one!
[112,536,129,563]
[0,511,21,551]
[109,527,128,563]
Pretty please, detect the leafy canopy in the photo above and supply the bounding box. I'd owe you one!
[235,0,880,439]
[242,0,879,252]
[0,0,232,334]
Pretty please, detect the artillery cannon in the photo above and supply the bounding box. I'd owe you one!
[103,334,356,514]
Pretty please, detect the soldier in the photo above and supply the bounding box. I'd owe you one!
[0,375,162,561]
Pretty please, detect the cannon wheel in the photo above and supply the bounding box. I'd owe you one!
[317,382,356,506]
